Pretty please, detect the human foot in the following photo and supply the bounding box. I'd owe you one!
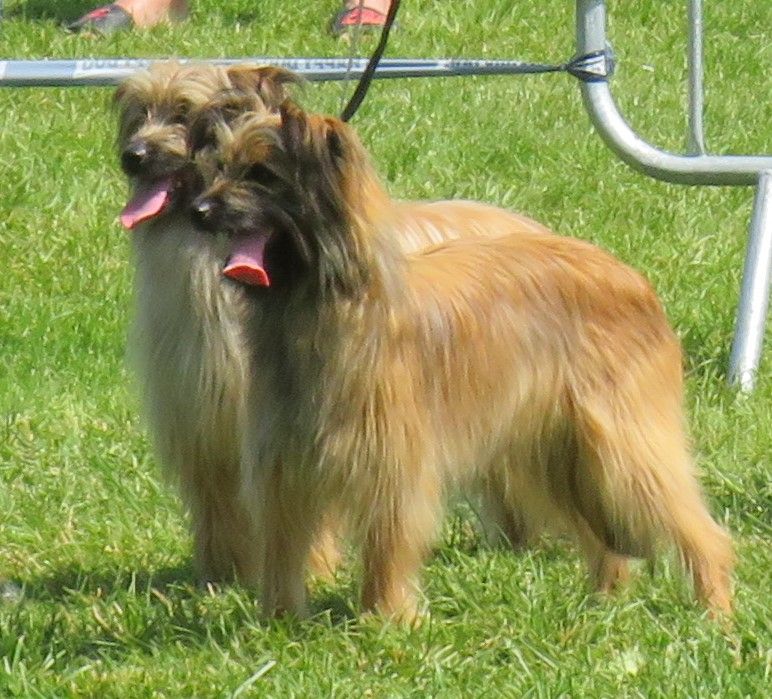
[67,0,188,33]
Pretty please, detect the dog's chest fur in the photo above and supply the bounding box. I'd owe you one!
[129,214,250,474]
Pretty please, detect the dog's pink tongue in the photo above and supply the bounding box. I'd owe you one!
[223,234,271,287]
[120,178,173,229]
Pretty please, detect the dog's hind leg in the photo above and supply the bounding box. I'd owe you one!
[573,394,734,617]
[571,515,631,594]
[477,479,532,552]
[307,511,344,582]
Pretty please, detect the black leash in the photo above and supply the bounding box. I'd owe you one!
[340,0,402,122]
[339,0,613,122]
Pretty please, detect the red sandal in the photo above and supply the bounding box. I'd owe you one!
[65,4,134,34]
[331,5,390,37]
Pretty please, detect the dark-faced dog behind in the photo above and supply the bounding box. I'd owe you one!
[114,62,341,586]
[191,99,734,623]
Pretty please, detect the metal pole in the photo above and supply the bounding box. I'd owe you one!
[577,0,770,388]
[0,57,568,87]
[728,171,772,391]
[575,0,772,186]
[687,0,706,154]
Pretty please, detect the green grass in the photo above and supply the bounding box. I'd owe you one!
[0,0,770,696]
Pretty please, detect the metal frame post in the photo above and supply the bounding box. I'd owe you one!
[728,172,772,390]
[687,0,706,154]
[576,0,770,389]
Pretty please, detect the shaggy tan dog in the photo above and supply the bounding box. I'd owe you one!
[191,101,734,622]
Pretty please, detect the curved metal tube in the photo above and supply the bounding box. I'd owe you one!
[576,0,772,187]
[579,81,772,186]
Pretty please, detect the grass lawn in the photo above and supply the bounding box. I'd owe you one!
[0,0,770,696]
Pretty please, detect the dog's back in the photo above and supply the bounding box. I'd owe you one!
[403,231,732,615]
[393,200,553,251]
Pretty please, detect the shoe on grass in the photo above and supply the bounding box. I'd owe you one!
[65,4,134,34]
[331,4,389,37]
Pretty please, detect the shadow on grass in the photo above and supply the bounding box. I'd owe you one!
[18,562,198,601]
[19,562,353,612]
[309,588,358,625]
[3,562,358,663]
[7,1,96,22]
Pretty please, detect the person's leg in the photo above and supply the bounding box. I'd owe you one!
[343,0,391,14]
[114,0,189,28]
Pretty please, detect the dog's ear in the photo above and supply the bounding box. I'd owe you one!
[188,106,225,153]
[226,65,303,111]
[113,82,144,149]
[278,98,308,155]
[113,81,136,119]
[113,83,128,107]
[322,117,347,163]
[279,100,348,166]
[112,83,128,133]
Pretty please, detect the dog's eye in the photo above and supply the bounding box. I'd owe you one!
[246,163,279,188]
[171,108,188,125]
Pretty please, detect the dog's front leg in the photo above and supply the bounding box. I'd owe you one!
[258,466,323,619]
[179,457,262,586]
[190,483,262,587]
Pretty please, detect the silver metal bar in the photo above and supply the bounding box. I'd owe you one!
[575,0,772,186]
[728,171,772,391]
[687,0,706,154]
[0,57,564,88]
[577,0,770,388]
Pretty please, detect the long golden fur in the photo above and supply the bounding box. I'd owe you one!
[193,101,734,622]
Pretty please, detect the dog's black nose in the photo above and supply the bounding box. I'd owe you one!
[191,196,217,229]
[121,142,149,175]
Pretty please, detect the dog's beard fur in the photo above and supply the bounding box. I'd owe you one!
[196,102,734,622]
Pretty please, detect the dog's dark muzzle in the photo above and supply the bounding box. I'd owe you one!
[191,195,222,231]
[121,139,188,181]
[121,141,151,177]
